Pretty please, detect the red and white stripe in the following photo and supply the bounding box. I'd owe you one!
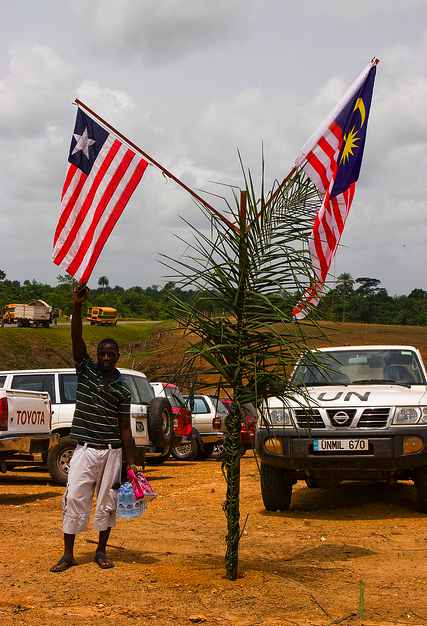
[293,129,354,319]
[52,133,148,283]
[292,62,375,319]
[304,118,355,283]
[292,125,350,318]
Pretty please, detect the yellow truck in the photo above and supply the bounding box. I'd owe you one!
[86,306,118,326]
[2,303,21,324]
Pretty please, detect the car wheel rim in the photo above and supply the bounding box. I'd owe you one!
[59,449,73,475]
[162,410,170,434]
[175,444,191,456]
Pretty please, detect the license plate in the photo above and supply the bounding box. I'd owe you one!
[313,438,368,451]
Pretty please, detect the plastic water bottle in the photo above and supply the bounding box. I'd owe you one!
[124,486,133,519]
[132,491,141,518]
[117,487,125,519]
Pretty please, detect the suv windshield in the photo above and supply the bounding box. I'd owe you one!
[293,349,426,386]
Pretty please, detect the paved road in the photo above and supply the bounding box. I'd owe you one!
[1,320,160,328]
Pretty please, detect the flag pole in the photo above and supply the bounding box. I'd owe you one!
[74,99,237,232]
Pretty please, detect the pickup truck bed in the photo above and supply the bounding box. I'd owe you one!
[0,388,58,471]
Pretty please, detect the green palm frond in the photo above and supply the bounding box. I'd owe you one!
[161,163,329,580]
[162,167,326,400]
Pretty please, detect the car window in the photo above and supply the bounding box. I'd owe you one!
[122,373,154,404]
[213,398,227,413]
[163,387,175,406]
[192,397,210,414]
[0,376,6,389]
[164,387,185,409]
[171,387,185,405]
[58,373,78,403]
[11,374,56,403]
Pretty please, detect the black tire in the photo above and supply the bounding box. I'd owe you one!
[47,436,77,485]
[211,443,226,460]
[260,462,293,511]
[171,439,199,461]
[416,466,427,513]
[196,443,214,461]
[146,451,171,465]
[147,397,174,447]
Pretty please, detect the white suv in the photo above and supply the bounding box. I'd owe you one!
[257,345,427,512]
[171,394,228,461]
[0,368,174,484]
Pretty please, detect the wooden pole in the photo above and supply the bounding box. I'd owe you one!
[74,99,238,231]
[224,189,247,580]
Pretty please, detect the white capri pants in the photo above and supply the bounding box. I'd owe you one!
[62,443,122,535]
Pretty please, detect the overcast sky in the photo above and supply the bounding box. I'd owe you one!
[1,0,427,296]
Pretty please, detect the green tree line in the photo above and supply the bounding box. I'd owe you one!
[320,273,427,326]
[0,270,198,321]
[1,269,427,325]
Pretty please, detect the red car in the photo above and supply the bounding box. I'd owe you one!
[150,382,193,462]
[220,399,256,448]
[210,398,256,459]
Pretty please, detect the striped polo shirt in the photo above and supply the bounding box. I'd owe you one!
[70,352,131,447]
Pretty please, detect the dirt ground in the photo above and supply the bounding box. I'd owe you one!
[2,456,427,626]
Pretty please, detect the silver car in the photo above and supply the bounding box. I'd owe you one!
[171,394,228,461]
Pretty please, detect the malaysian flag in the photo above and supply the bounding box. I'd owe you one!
[52,107,149,283]
[292,59,378,319]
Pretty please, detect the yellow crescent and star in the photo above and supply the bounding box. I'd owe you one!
[339,98,366,164]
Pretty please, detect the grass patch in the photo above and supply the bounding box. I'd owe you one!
[1,321,427,383]
[0,322,169,371]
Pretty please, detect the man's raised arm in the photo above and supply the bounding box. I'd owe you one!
[71,282,88,361]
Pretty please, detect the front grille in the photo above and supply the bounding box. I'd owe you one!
[294,408,325,429]
[357,407,391,428]
[327,409,357,427]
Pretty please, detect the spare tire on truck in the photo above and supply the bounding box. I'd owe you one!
[147,397,174,447]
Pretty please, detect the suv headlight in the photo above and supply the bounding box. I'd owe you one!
[393,407,420,425]
[267,407,291,426]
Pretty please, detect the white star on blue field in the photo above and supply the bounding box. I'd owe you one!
[72,128,96,159]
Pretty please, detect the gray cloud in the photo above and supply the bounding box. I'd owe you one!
[1,1,427,296]
[73,0,251,63]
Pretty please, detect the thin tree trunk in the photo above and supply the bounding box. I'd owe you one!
[224,399,244,580]
[224,189,247,580]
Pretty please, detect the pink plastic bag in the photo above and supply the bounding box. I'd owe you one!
[127,468,157,502]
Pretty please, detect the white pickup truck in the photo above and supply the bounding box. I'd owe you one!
[0,368,174,484]
[0,388,58,472]
[257,345,427,513]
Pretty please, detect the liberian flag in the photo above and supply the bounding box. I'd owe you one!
[292,59,378,319]
[52,107,148,283]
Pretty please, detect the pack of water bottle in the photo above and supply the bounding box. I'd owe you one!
[117,482,148,519]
